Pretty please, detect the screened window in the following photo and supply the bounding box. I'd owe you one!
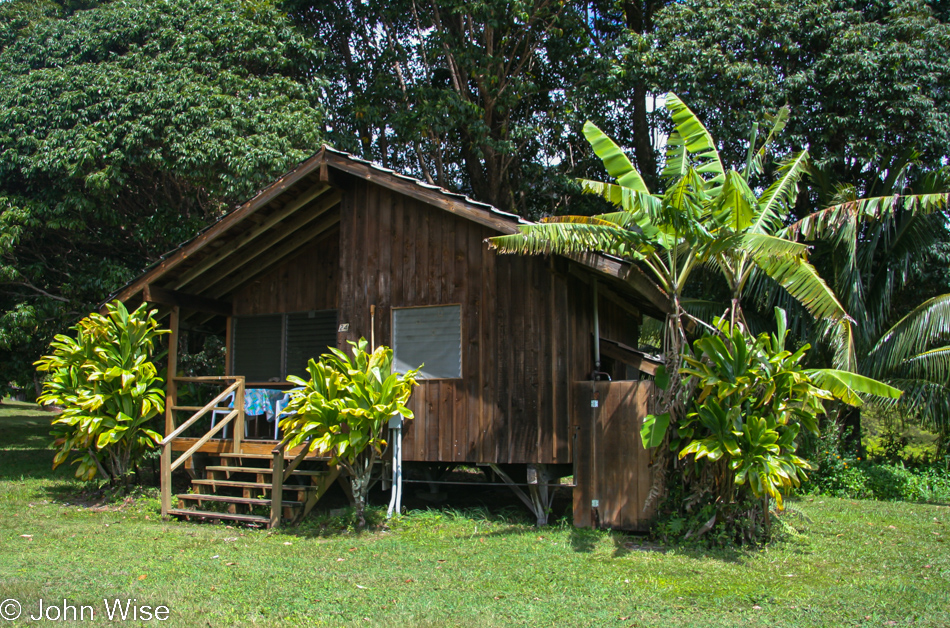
[285,310,338,378]
[232,315,283,381]
[393,305,462,379]
[232,310,338,381]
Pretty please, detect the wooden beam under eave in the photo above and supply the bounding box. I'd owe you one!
[567,252,670,316]
[209,215,341,299]
[173,182,332,290]
[568,265,642,320]
[143,284,233,317]
[185,191,343,295]
[112,150,329,304]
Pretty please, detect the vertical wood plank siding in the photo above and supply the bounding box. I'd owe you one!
[572,381,656,531]
[230,179,640,466]
[335,180,613,465]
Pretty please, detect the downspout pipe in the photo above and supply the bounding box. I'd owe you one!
[591,279,611,382]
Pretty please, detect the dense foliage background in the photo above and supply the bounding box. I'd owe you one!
[0,0,326,394]
[2,0,948,442]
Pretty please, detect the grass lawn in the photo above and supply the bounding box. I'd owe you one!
[1,401,948,627]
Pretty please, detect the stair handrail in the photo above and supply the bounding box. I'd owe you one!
[269,433,319,527]
[161,380,242,445]
[161,376,245,519]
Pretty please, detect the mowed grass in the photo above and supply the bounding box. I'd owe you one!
[0,402,948,627]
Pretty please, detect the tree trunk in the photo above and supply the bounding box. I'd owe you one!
[351,473,370,530]
[839,405,864,457]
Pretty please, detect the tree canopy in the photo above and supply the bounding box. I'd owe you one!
[0,0,326,394]
[642,0,950,196]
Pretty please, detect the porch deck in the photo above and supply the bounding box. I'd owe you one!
[169,436,324,458]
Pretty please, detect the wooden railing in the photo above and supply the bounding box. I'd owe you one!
[160,376,245,518]
[269,436,312,527]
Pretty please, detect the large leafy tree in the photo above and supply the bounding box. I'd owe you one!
[641,0,950,204]
[0,0,326,395]
[285,0,644,217]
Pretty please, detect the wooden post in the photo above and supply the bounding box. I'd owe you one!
[224,316,232,376]
[234,377,244,454]
[160,442,171,518]
[271,448,284,528]
[165,306,180,436]
[161,306,179,519]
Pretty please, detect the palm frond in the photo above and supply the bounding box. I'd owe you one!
[884,379,950,432]
[715,170,757,232]
[754,150,809,234]
[662,130,688,182]
[865,294,950,377]
[742,106,790,182]
[753,255,849,323]
[796,194,950,238]
[582,121,650,194]
[487,222,645,259]
[539,215,620,227]
[576,180,664,226]
[828,319,858,372]
[903,346,950,382]
[742,233,808,260]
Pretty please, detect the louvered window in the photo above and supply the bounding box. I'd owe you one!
[393,305,462,379]
[231,315,283,381]
[232,310,338,381]
[285,310,338,378]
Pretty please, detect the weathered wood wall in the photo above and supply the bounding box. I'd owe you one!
[335,180,585,464]
[232,226,341,315]
[572,380,656,531]
[228,177,644,468]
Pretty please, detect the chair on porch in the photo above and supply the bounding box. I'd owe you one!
[209,390,248,439]
[272,393,295,441]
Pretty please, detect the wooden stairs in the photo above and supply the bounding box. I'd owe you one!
[167,452,340,528]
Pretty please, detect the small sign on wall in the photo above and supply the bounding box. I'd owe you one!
[338,323,349,332]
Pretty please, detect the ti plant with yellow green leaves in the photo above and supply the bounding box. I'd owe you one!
[280,338,420,529]
[34,301,168,484]
[657,307,901,534]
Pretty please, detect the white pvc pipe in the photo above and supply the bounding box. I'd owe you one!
[387,415,403,518]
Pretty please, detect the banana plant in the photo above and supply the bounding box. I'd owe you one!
[490,93,847,449]
[280,338,420,529]
[35,301,168,483]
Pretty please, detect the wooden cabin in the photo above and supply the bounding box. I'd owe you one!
[112,146,670,530]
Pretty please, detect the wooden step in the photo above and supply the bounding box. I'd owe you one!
[167,508,270,525]
[205,465,328,477]
[218,452,332,461]
[176,494,302,507]
[191,479,316,490]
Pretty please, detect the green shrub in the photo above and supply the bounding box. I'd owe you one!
[280,338,420,529]
[35,301,168,483]
[803,426,950,502]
